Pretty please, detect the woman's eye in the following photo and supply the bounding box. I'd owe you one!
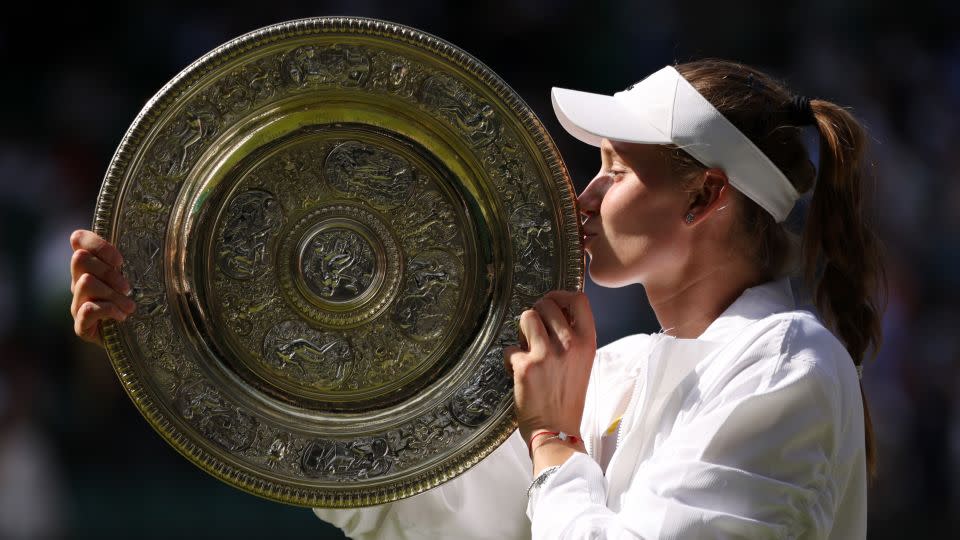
[608,169,627,179]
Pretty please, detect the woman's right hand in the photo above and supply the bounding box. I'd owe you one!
[70,229,137,347]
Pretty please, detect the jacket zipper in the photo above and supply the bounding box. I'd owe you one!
[584,351,599,457]
[615,373,643,453]
[604,334,682,509]
[616,334,663,451]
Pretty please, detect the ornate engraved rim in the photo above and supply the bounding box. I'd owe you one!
[93,16,582,508]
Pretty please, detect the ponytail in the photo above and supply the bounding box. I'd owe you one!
[805,100,887,478]
[671,59,888,479]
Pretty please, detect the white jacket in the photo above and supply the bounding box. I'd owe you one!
[314,276,867,539]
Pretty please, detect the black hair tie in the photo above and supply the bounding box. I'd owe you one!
[790,95,815,126]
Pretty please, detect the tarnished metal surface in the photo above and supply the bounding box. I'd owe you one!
[92,16,582,507]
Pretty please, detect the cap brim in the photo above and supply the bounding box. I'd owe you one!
[551,87,671,147]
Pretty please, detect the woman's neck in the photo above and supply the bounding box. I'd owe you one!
[644,260,765,339]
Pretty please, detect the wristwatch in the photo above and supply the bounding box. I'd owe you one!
[526,465,562,498]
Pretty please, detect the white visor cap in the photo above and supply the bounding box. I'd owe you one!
[552,65,800,222]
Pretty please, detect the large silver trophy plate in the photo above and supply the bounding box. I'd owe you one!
[92,16,583,507]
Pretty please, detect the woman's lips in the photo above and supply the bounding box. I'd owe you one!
[581,220,599,246]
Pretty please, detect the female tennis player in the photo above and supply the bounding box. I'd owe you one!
[70,58,885,539]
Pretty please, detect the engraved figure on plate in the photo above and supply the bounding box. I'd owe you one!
[511,203,554,296]
[118,228,165,318]
[394,190,458,250]
[449,348,512,427]
[386,404,459,467]
[216,189,285,280]
[262,320,354,389]
[301,228,376,301]
[301,437,395,480]
[419,73,501,148]
[323,141,416,207]
[392,250,462,340]
[370,51,420,97]
[176,380,259,452]
[150,101,221,179]
[283,45,371,88]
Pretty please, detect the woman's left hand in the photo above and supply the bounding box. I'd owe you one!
[504,290,597,449]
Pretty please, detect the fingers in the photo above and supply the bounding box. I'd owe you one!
[543,290,596,339]
[515,318,529,351]
[533,297,573,349]
[70,229,123,270]
[518,309,549,357]
[74,300,127,345]
[503,345,520,377]
[69,229,133,348]
[71,248,130,296]
[505,290,594,378]
[71,273,136,319]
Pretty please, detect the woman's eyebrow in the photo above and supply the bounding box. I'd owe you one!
[601,145,616,163]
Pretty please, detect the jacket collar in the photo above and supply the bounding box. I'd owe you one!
[600,277,797,499]
[606,276,796,380]
[585,277,796,464]
[632,276,797,408]
[694,275,796,344]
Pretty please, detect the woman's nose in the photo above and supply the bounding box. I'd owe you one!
[577,176,607,218]
[577,197,597,220]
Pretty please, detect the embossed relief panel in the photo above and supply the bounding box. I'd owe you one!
[203,128,474,410]
[93,17,581,508]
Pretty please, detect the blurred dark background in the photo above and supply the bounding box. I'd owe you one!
[1,1,958,538]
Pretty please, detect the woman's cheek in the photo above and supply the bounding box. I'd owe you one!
[588,235,649,287]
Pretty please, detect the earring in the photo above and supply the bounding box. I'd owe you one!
[684,213,695,224]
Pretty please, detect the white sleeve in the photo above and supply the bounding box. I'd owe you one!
[314,429,534,540]
[526,333,851,539]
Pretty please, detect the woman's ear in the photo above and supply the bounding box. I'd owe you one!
[684,169,730,225]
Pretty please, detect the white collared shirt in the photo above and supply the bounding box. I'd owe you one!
[314,276,867,539]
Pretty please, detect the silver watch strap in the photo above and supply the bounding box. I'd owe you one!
[526,465,561,498]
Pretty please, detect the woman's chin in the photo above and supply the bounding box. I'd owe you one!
[586,260,637,288]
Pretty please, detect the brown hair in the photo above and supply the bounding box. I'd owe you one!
[666,59,887,477]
